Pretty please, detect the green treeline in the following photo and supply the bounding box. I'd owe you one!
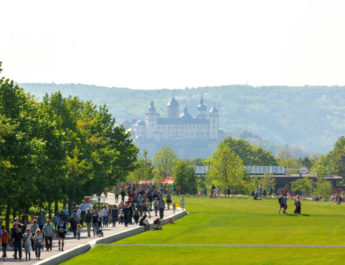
[0,63,138,229]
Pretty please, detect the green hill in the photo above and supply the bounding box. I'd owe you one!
[20,83,345,154]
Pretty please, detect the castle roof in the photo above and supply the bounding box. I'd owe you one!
[179,106,192,120]
[197,96,207,111]
[210,106,218,113]
[136,119,146,126]
[167,97,179,107]
[148,101,156,112]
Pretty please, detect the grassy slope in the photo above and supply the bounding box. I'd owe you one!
[63,197,345,265]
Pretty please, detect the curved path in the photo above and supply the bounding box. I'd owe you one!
[1,193,179,265]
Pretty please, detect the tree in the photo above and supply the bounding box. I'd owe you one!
[128,150,154,183]
[207,144,246,194]
[329,136,345,180]
[220,137,277,166]
[173,160,197,194]
[314,177,332,200]
[152,146,178,183]
[260,173,276,192]
[291,178,313,196]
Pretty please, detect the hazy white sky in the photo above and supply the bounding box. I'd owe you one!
[1,0,345,89]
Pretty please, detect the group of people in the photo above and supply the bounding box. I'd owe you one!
[203,184,232,197]
[0,184,185,261]
[278,194,301,214]
[252,184,274,200]
[0,215,54,260]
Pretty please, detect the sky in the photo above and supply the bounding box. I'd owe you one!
[1,0,345,89]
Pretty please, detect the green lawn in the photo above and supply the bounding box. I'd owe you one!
[64,197,345,265]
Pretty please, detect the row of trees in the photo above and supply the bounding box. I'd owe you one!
[0,63,138,229]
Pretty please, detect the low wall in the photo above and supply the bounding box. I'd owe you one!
[35,244,91,265]
[35,210,188,265]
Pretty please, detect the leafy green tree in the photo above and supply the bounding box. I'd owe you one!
[128,150,154,183]
[328,136,345,180]
[313,177,332,200]
[260,173,276,192]
[152,146,178,182]
[221,137,277,166]
[173,160,197,194]
[291,178,313,196]
[207,144,246,193]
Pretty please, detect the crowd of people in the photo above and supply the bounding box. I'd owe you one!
[0,184,185,261]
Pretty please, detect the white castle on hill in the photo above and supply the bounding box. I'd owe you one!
[129,96,220,141]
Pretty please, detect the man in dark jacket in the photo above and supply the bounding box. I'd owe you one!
[85,209,93,237]
[159,198,165,219]
[11,222,23,260]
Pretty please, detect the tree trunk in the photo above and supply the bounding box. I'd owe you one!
[48,202,52,220]
[12,208,16,219]
[54,201,58,215]
[5,204,11,231]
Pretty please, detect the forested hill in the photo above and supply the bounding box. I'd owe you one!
[20,83,345,154]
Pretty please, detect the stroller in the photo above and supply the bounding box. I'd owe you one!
[97,216,104,237]
[152,218,162,231]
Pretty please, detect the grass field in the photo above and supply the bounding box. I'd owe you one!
[63,197,345,265]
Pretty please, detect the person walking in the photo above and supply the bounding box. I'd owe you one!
[11,222,23,260]
[22,228,32,260]
[166,193,172,210]
[180,196,185,210]
[111,205,118,227]
[294,195,301,214]
[102,205,108,227]
[226,187,231,197]
[85,209,93,237]
[92,211,99,237]
[42,219,54,251]
[153,197,159,217]
[159,197,165,219]
[1,225,8,258]
[33,229,43,259]
[56,219,67,251]
[37,212,46,231]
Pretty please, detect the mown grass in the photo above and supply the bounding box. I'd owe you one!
[63,196,345,265]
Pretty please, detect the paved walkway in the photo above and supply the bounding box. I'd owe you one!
[1,193,179,265]
[110,244,345,248]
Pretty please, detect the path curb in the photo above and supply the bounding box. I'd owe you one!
[34,210,188,265]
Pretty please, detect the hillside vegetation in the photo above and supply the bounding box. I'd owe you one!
[21,83,345,154]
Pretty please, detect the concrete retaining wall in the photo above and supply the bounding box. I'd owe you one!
[35,210,187,265]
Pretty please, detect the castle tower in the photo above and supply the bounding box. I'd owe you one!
[167,97,179,119]
[197,96,207,119]
[145,101,158,139]
[209,106,219,140]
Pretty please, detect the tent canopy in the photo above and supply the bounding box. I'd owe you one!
[139,180,152,185]
[159,176,174,184]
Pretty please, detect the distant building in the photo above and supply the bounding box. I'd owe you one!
[126,96,226,158]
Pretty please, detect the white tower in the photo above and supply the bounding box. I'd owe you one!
[145,101,158,139]
[209,106,219,140]
[197,96,207,119]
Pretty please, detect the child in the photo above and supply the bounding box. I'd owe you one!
[172,202,176,214]
[23,228,32,260]
[33,229,43,259]
[77,224,81,240]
